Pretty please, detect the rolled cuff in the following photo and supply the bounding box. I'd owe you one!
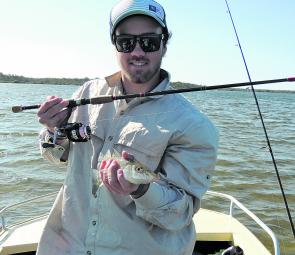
[132,182,178,210]
[39,128,69,165]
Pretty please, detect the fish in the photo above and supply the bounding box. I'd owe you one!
[99,150,160,185]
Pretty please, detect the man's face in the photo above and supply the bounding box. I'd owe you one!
[114,15,166,84]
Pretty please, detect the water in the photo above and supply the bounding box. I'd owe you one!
[0,83,294,254]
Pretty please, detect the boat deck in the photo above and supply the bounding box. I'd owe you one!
[0,208,272,255]
[0,219,46,255]
[0,191,279,255]
[194,209,272,254]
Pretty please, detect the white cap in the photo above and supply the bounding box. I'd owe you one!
[110,0,167,39]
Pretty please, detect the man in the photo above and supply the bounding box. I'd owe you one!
[37,0,218,254]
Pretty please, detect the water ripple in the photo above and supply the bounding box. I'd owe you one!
[1,85,294,254]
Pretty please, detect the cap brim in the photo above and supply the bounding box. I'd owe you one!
[111,10,166,36]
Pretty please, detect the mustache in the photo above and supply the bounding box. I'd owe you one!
[128,56,149,62]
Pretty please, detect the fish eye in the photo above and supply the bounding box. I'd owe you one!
[135,166,143,172]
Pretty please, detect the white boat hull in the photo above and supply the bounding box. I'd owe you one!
[0,191,279,255]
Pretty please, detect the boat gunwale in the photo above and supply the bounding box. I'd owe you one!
[0,191,58,234]
[204,190,280,255]
[0,190,280,255]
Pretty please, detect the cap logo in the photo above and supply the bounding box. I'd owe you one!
[149,5,157,13]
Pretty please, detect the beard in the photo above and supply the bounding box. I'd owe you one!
[123,56,162,84]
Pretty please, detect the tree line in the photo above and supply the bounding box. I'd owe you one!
[0,72,201,89]
[0,72,90,85]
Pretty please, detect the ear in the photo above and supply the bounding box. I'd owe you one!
[162,45,167,57]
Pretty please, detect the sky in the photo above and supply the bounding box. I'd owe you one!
[0,0,294,90]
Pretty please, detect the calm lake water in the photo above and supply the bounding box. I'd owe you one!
[0,83,294,254]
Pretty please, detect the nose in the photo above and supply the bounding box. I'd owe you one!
[130,39,145,56]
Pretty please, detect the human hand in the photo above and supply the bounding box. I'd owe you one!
[99,151,139,195]
[37,96,70,132]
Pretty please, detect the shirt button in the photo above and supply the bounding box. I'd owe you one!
[108,136,113,141]
[86,251,91,255]
[92,220,97,226]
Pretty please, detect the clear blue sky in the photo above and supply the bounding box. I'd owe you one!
[0,0,294,90]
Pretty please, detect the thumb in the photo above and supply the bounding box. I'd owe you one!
[121,150,134,162]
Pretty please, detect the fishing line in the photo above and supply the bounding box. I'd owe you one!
[8,2,295,237]
[224,0,295,238]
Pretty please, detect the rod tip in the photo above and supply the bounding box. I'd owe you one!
[287,77,295,82]
[11,106,23,113]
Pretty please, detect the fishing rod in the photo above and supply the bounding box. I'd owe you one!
[11,77,294,113]
[224,0,295,238]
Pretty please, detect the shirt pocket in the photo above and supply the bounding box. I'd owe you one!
[95,223,122,249]
[114,121,171,172]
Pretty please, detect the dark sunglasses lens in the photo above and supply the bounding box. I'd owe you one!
[115,36,136,53]
[115,34,163,53]
[139,36,161,52]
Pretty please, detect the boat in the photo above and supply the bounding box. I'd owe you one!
[0,190,279,255]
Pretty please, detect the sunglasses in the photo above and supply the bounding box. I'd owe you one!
[113,34,165,53]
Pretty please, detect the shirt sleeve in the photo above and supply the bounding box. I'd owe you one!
[132,117,219,231]
[39,128,69,165]
[38,81,92,164]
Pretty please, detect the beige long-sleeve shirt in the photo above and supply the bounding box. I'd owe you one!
[37,70,218,255]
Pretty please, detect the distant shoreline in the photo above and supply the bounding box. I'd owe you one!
[0,72,90,86]
[0,72,294,93]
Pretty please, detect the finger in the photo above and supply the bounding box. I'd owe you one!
[122,150,134,162]
[38,96,69,128]
[117,169,138,194]
[100,160,107,170]
[38,108,69,128]
[38,97,64,115]
[105,182,122,194]
[100,161,110,183]
[42,100,69,119]
[100,165,109,186]
[38,107,68,124]
[104,159,114,170]
[100,158,125,194]
[102,171,122,194]
[98,159,113,184]
[98,161,109,178]
[46,95,58,100]
[108,161,121,188]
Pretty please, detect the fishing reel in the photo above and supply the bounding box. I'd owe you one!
[56,122,91,142]
[42,122,91,149]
